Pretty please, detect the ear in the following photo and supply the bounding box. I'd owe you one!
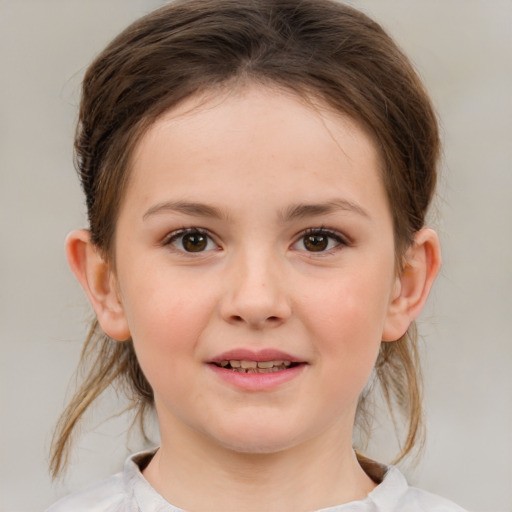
[65,229,131,341]
[382,228,442,342]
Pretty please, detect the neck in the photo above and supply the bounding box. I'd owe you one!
[143,415,376,512]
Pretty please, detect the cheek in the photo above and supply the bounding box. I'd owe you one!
[305,270,391,346]
[119,273,217,382]
[299,270,391,390]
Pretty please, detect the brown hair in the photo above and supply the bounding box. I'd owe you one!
[50,0,439,477]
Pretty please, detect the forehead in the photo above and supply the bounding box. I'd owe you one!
[125,84,386,216]
[133,82,379,154]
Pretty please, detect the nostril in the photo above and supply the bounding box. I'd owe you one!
[229,314,282,326]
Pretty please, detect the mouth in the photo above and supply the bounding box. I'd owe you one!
[212,359,300,374]
[208,350,306,390]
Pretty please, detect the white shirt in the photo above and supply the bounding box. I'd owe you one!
[46,451,467,511]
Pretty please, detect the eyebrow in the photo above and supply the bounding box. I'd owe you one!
[279,199,370,222]
[142,198,370,222]
[143,201,228,221]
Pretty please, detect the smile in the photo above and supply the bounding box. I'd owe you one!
[215,360,295,373]
[208,349,306,389]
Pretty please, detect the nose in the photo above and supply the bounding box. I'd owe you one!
[220,248,292,329]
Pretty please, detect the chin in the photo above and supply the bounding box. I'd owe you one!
[206,418,307,456]
[218,438,300,457]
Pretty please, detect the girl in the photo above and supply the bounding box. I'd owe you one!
[47,0,466,510]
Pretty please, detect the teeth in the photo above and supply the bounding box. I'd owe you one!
[240,360,258,369]
[220,359,294,372]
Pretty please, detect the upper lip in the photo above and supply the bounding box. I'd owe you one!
[209,348,304,365]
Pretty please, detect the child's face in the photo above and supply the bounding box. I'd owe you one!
[112,86,400,454]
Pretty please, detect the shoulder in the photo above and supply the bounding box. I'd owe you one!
[371,465,468,512]
[396,484,468,512]
[45,472,128,512]
[349,456,468,512]
[44,450,172,512]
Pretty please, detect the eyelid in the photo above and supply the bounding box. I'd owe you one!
[291,227,351,253]
[162,227,220,253]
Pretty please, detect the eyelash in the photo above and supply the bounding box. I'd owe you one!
[293,228,350,254]
[163,227,218,254]
[162,227,350,255]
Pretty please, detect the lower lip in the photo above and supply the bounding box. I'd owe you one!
[208,363,306,391]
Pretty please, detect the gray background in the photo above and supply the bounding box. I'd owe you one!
[1,1,511,511]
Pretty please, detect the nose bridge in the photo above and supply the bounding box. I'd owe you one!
[221,242,290,327]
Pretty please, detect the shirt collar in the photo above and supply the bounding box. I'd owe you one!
[123,449,408,512]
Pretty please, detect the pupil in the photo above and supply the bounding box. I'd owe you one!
[183,233,207,252]
[304,234,328,251]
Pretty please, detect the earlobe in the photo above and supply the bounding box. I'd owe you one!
[65,229,131,341]
[382,228,442,342]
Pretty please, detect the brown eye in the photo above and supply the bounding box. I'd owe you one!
[182,233,208,252]
[303,234,329,252]
[292,229,347,253]
[168,229,217,253]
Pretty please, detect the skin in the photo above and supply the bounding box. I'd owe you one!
[67,85,441,511]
